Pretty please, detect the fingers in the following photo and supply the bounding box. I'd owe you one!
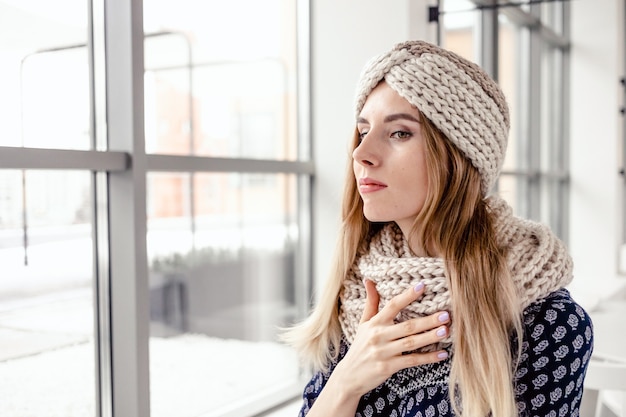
[388,349,450,374]
[360,279,380,324]
[375,281,425,323]
[350,280,451,383]
[388,319,450,354]
[359,280,451,350]
[387,310,450,341]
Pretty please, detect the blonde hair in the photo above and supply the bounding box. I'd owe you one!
[283,113,523,417]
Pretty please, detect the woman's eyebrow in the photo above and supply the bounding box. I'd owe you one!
[357,113,421,125]
[383,113,421,123]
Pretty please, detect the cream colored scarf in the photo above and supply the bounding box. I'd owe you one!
[339,196,573,353]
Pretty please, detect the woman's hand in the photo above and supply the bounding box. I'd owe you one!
[334,280,451,397]
[305,280,450,417]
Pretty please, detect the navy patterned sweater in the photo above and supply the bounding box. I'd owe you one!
[298,289,593,417]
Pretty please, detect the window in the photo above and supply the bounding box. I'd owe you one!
[147,172,301,415]
[439,0,571,241]
[0,0,311,416]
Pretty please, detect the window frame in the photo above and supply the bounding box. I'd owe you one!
[617,2,626,276]
[0,0,313,415]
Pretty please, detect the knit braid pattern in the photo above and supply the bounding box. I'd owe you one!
[338,196,573,354]
[339,230,454,352]
[394,41,510,128]
[354,40,509,194]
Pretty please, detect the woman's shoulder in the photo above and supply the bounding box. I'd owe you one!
[522,288,591,331]
[521,288,593,352]
[514,289,593,415]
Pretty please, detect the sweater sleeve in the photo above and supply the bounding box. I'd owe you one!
[297,341,347,417]
[298,370,326,417]
[514,289,594,417]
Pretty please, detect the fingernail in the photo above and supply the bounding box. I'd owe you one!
[414,282,424,292]
[437,351,449,360]
[438,312,449,322]
[436,326,447,337]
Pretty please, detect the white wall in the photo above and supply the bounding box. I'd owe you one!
[310,1,626,304]
[568,0,626,305]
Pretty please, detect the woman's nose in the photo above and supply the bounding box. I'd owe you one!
[352,132,379,167]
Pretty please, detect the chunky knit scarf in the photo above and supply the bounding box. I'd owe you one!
[338,196,573,397]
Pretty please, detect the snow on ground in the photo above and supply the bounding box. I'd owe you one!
[0,335,300,417]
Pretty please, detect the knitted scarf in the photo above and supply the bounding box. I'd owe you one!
[338,196,573,397]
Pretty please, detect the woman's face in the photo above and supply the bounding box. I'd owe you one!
[353,82,429,238]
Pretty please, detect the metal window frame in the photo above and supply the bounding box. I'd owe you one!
[617,0,626,276]
[0,147,129,170]
[477,0,499,80]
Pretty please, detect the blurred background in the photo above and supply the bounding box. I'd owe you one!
[0,0,624,416]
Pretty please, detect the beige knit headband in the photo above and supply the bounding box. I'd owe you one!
[354,40,510,195]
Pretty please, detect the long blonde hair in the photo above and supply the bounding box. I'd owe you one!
[283,113,523,417]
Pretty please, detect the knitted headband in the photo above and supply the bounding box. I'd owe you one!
[354,40,510,195]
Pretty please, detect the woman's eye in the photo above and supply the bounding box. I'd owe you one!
[391,130,412,140]
[358,131,368,141]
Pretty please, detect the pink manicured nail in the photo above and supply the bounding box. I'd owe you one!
[437,351,449,360]
[436,326,447,337]
[414,282,424,292]
[438,312,449,322]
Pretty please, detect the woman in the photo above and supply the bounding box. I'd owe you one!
[284,40,593,417]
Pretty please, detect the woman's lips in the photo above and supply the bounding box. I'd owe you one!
[358,177,387,193]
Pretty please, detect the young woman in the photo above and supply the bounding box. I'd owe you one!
[284,40,593,417]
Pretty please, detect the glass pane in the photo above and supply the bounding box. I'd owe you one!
[143,0,299,160]
[497,174,519,214]
[147,172,300,417]
[540,46,564,174]
[539,45,565,233]
[499,16,521,174]
[441,0,477,62]
[541,1,564,35]
[0,1,90,150]
[0,170,95,415]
